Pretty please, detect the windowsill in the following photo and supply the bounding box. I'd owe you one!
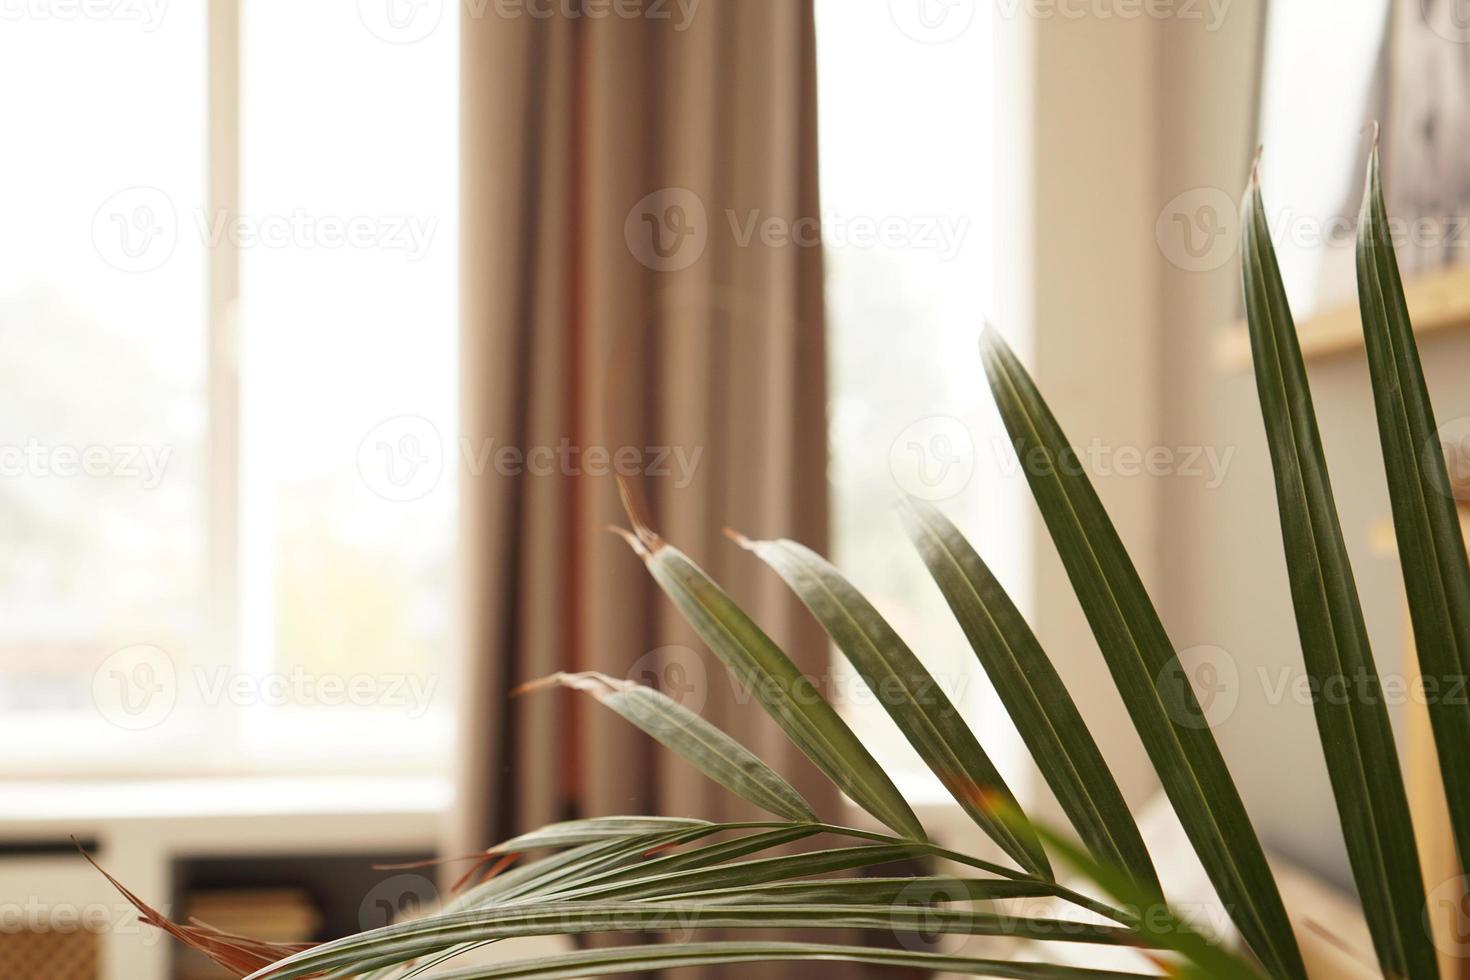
[0,773,452,827]
[0,708,454,781]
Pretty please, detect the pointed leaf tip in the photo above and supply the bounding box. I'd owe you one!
[615,476,661,551]
[722,527,756,550]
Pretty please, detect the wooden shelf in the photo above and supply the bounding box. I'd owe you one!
[1217,264,1470,372]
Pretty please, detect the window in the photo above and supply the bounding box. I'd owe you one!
[816,0,1028,801]
[0,3,458,774]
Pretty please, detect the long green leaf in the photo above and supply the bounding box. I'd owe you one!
[538,825,821,895]
[978,324,1305,979]
[463,820,1127,928]
[897,498,1161,897]
[259,901,1151,977]
[518,671,816,822]
[1357,142,1470,879]
[613,501,925,840]
[270,941,1158,980]
[733,532,1050,876]
[558,844,933,902]
[1243,169,1436,978]
[669,875,1060,905]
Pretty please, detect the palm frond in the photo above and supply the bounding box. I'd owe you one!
[1242,164,1436,979]
[897,497,1161,898]
[733,530,1051,877]
[1356,140,1470,879]
[612,485,925,840]
[979,325,1305,979]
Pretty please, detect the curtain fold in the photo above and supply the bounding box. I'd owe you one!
[454,2,852,975]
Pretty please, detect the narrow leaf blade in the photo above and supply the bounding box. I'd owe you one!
[615,516,925,840]
[1357,143,1470,880]
[897,498,1161,898]
[259,941,1160,980]
[735,532,1050,876]
[1243,170,1435,978]
[979,324,1305,979]
[520,671,816,822]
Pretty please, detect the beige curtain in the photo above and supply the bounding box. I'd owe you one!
[453,2,853,973]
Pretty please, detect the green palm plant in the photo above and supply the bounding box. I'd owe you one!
[149,144,1470,978]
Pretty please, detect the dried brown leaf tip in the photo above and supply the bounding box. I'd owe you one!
[514,670,632,701]
[76,838,316,978]
[613,476,662,555]
[451,850,520,893]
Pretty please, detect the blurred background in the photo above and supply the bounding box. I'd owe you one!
[2,0,1470,976]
